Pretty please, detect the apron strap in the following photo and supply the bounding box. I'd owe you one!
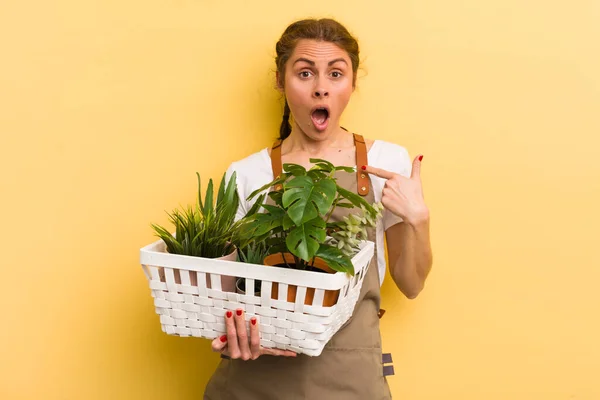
[269,133,371,196]
[353,133,370,196]
[271,139,283,191]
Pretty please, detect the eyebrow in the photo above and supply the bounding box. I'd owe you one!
[293,57,348,67]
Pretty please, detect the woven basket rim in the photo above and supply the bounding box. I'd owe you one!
[140,238,374,290]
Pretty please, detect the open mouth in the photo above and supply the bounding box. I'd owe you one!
[311,106,330,131]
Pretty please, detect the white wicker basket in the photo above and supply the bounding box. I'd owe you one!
[139,239,374,356]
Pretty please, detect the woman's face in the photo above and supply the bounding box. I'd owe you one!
[279,39,354,141]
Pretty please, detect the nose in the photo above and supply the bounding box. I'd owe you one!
[314,88,329,98]
[313,79,329,98]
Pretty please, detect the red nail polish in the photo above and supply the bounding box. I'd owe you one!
[220,335,227,343]
[251,318,257,326]
[236,309,242,316]
[226,311,232,318]
[361,165,366,170]
[418,155,423,161]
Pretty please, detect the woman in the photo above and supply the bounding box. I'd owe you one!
[204,18,432,399]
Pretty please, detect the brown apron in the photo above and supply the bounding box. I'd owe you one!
[204,134,392,400]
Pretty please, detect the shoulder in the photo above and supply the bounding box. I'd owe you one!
[225,147,273,195]
[366,138,412,177]
[227,148,271,176]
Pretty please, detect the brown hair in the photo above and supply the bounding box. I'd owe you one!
[275,18,360,140]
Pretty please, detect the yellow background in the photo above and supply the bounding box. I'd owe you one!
[1,1,599,399]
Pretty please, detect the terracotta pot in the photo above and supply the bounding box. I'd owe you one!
[159,246,237,293]
[263,253,340,306]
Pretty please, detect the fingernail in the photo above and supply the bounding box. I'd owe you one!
[418,155,423,161]
[361,165,366,170]
[220,335,227,343]
[251,318,257,326]
[236,309,243,316]
[226,311,232,318]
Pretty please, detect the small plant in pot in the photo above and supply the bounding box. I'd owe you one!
[234,240,270,296]
[239,158,383,305]
[150,171,242,292]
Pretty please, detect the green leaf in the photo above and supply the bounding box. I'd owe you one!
[252,205,285,236]
[196,173,203,212]
[336,184,377,216]
[283,163,307,176]
[282,176,336,225]
[247,173,288,201]
[203,179,214,218]
[335,202,355,208]
[307,169,328,180]
[268,190,284,207]
[315,245,355,275]
[334,166,355,173]
[285,217,326,261]
[216,172,227,205]
[245,193,265,216]
[309,158,334,172]
[266,242,288,256]
[283,213,295,230]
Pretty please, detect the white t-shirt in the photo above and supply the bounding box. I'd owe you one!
[225,140,412,286]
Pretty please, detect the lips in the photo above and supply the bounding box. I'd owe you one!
[310,105,330,131]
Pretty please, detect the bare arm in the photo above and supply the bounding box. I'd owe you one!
[364,154,433,299]
[385,211,432,299]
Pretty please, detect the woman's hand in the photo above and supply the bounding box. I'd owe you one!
[363,154,429,226]
[211,309,297,360]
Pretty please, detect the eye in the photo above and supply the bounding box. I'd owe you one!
[299,71,312,78]
[331,71,343,78]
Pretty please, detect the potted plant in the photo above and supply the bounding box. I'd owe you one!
[238,158,384,305]
[234,241,270,295]
[150,171,242,292]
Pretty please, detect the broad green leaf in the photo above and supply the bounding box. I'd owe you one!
[286,217,326,261]
[252,205,285,236]
[315,245,355,275]
[309,158,334,172]
[266,243,288,256]
[268,190,284,207]
[283,213,295,230]
[283,176,336,225]
[283,163,307,176]
[307,170,328,180]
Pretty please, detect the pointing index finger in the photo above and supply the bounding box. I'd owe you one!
[362,165,395,180]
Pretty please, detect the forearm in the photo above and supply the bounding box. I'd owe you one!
[388,213,433,299]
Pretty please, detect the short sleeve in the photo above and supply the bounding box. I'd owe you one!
[381,144,412,231]
[225,162,248,222]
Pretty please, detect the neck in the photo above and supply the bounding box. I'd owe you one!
[284,123,353,155]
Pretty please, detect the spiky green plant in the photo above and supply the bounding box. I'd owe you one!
[151,171,241,258]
